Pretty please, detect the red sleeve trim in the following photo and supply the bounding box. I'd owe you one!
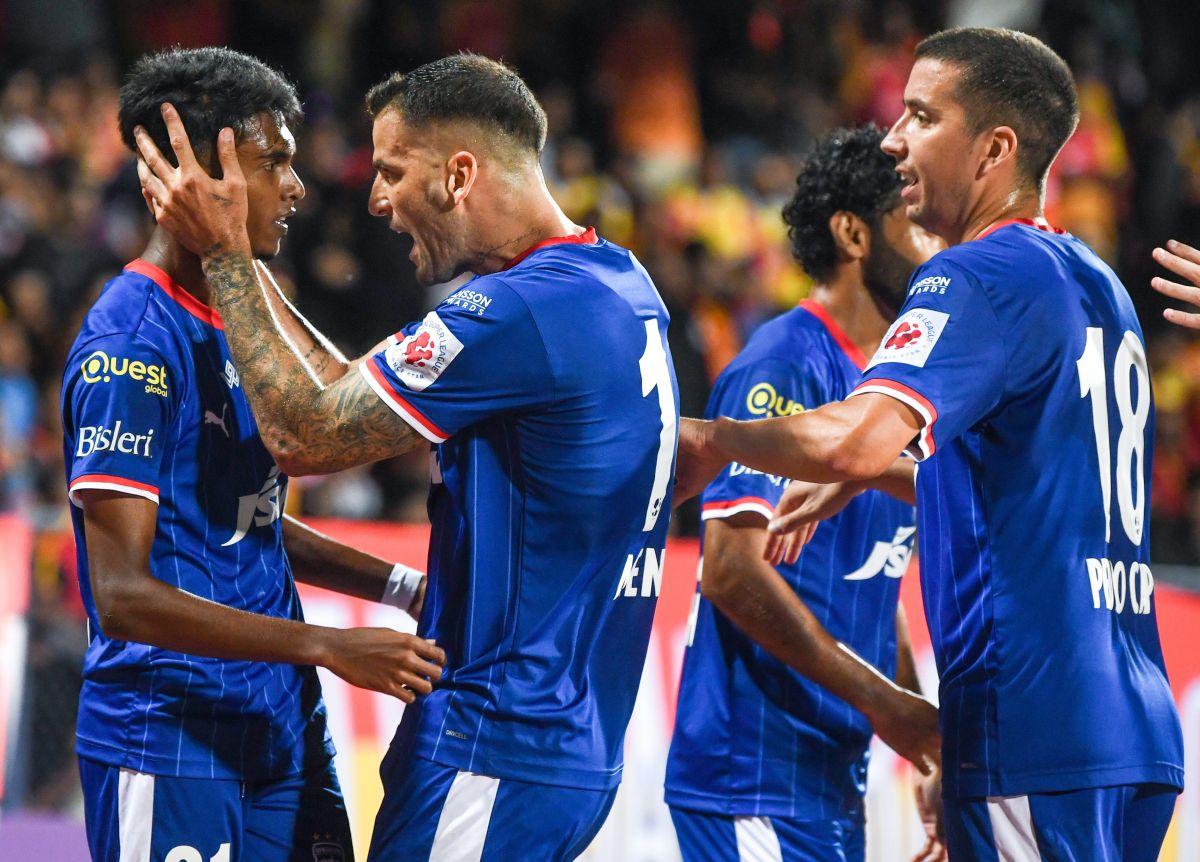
[701,496,775,521]
[69,474,160,507]
[850,378,938,460]
[358,360,450,443]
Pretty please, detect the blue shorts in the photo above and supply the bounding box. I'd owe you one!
[78,756,351,862]
[944,783,1178,862]
[669,806,865,862]
[366,752,618,862]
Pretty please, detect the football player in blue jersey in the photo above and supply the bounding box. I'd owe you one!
[136,54,679,861]
[666,125,946,862]
[65,48,445,862]
[678,27,1184,862]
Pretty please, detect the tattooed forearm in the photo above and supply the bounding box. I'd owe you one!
[201,250,423,475]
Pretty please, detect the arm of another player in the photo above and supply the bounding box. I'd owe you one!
[256,261,350,386]
[133,112,424,475]
[763,457,917,566]
[676,392,921,505]
[283,515,426,619]
[82,490,442,701]
[701,512,940,775]
[896,603,948,862]
[1152,239,1200,330]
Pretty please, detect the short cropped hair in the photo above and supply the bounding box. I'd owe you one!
[118,47,302,168]
[782,125,903,281]
[916,27,1079,189]
[365,53,547,155]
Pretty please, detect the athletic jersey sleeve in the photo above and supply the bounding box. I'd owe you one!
[701,357,822,522]
[64,334,178,506]
[850,258,1006,460]
[357,278,555,442]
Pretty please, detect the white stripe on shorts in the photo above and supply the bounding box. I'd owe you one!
[734,815,784,862]
[986,795,1041,861]
[429,771,501,862]
[117,768,155,862]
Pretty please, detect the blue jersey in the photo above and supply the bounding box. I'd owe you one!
[62,260,333,781]
[665,300,915,819]
[852,219,1184,798]
[358,229,679,790]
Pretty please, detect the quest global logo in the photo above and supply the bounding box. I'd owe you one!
[745,382,805,418]
[81,350,169,397]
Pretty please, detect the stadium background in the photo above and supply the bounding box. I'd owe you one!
[2,0,1200,859]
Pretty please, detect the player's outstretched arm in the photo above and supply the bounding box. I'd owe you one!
[256,261,351,386]
[701,514,941,776]
[1153,240,1200,330]
[133,108,423,475]
[81,490,443,701]
[675,394,921,505]
[283,515,426,619]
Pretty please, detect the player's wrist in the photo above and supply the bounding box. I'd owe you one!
[381,563,425,614]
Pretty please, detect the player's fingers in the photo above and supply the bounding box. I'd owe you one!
[413,639,447,666]
[1163,307,1200,331]
[1166,238,1200,266]
[160,102,200,170]
[133,127,175,187]
[403,656,444,682]
[391,684,416,704]
[398,672,434,695]
[215,126,244,186]
[762,532,784,565]
[1153,247,1200,286]
[1150,275,1200,304]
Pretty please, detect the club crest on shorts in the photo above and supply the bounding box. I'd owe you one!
[384,311,464,391]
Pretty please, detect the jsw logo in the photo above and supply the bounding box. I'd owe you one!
[844,526,916,581]
[222,466,284,547]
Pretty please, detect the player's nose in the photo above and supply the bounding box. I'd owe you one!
[881,119,905,158]
[368,178,391,218]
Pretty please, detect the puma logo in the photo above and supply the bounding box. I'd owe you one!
[204,403,230,438]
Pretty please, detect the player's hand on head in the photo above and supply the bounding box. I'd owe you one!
[911,765,947,862]
[133,102,251,259]
[1152,240,1200,331]
[763,480,861,565]
[673,417,728,507]
[322,627,446,703]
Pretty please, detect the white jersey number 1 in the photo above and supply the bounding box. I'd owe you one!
[639,319,676,532]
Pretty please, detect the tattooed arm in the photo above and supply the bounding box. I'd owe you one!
[206,250,422,475]
[134,106,423,475]
[257,261,351,386]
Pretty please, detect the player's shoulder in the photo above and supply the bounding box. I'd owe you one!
[726,305,830,373]
[70,268,176,359]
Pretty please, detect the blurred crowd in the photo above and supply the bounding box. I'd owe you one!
[8,3,1200,774]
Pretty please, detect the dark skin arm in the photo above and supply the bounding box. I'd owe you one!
[701,513,940,775]
[81,489,442,701]
[134,107,422,477]
[283,515,425,618]
[676,393,922,505]
[896,602,948,862]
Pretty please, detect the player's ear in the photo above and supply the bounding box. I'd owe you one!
[978,126,1018,179]
[830,211,868,263]
[445,151,478,205]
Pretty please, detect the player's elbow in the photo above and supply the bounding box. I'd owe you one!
[262,435,322,477]
[91,575,150,641]
[699,545,744,605]
[824,437,893,483]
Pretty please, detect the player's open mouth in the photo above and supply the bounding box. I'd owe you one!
[273,209,295,232]
[898,171,918,200]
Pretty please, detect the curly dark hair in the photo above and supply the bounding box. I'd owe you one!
[781,125,903,282]
[365,53,547,155]
[118,47,302,170]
